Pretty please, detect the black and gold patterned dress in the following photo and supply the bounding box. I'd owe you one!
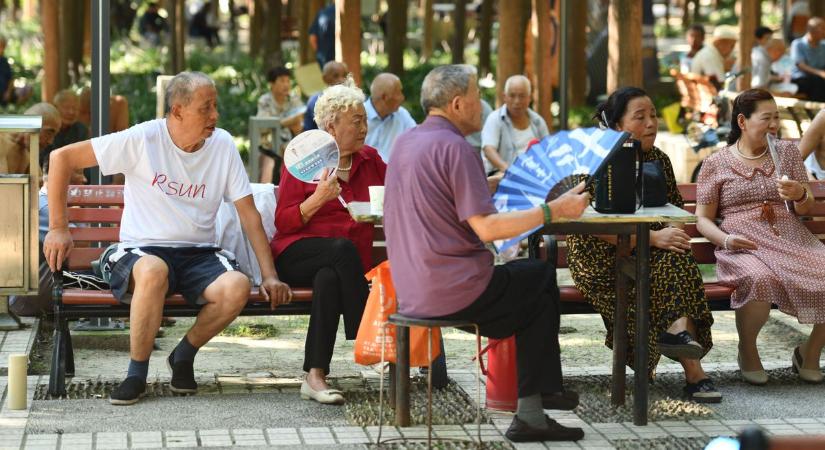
[567,146,714,378]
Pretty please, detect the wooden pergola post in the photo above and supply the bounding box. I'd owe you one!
[42,0,59,102]
[452,0,467,63]
[387,0,407,76]
[738,0,758,91]
[607,0,642,93]
[812,0,825,19]
[496,0,527,104]
[532,0,553,129]
[335,0,361,85]
[421,0,434,61]
[569,2,587,107]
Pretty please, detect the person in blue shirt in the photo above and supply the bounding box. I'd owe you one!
[303,61,348,131]
[309,4,336,68]
[364,73,416,162]
[791,17,825,101]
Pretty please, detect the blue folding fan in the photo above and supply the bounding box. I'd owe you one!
[492,127,630,251]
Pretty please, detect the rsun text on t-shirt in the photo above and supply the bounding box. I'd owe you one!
[151,172,207,198]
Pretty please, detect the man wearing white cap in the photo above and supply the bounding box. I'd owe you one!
[691,25,738,89]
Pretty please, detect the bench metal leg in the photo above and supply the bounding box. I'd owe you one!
[48,317,68,397]
[388,363,396,408]
[65,328,75,376]
[395,325,411,427]
[633,224,651,426]
[612,233,631,406]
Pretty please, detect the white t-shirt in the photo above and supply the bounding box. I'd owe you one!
[805,152,825,180]
[92,119,252,248]
[511,126,536,157]
[690,44,726,81]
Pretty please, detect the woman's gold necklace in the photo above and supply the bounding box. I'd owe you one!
[735,140,768,160]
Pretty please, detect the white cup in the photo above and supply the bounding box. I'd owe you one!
[369,185,385,214]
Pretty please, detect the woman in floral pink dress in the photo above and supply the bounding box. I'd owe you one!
[696,89,825,385]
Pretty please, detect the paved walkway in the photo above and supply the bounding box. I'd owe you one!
[0,315,823,449]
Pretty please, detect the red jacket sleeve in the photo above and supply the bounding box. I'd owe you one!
[274,165,312,234]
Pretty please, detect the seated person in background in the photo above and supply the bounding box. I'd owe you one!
[791,17,825,101]
[0,102,60,174]
[752,38,788,91]
[481,74,549,173]
[138,2,168,46]
[568,87,720,402]
[0,35,32,107]
[680,24,706,73]
[797,109,825,179]
[385,64,587,443]
[696,88,825,384]
[271,77,386,405]
[303,61,348,131]
[42,89,90,169]
[786,1,810,43]
[256,66,305,184]
[78,87,130,133]
[44,71,291,406]
[364,72,416,162]
[691,25,738,89]
[189,1,220,48]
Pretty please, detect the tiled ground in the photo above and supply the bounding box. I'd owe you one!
[0,319,823,449]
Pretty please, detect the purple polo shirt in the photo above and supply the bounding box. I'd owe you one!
[384,115,497,318]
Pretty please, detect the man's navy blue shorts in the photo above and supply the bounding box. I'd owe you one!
[104,246,241,306]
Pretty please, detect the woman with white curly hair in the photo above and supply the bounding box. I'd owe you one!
[270,76,387,405]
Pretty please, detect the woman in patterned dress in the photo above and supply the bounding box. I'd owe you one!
[567,87,719,402]
[696,89,825,384]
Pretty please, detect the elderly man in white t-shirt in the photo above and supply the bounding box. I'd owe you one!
[481,75,550,173]
[690,25,738,88]
[43,72,292,406]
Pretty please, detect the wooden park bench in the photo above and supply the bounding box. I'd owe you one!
[48,184,387,396]
[535,180,825,314]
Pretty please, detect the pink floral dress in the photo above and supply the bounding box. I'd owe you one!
[697,139,825,324]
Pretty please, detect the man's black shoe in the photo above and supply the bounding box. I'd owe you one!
[657,330,704,360]
[505,415,585,442]
[167,352,198,394]
[109,376,146,405]
[541,390,580,410]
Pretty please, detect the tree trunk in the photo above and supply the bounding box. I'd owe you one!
[299,0,325,65]
[58,0,71,89]
[812,0,825,18]
[532,0,553,130]
[421,0,434,61]
[681,0,690,27]
[478,0,493,75]
[496,0,527,104]
[262,0,283,67]
[43,0,60,101]
[569,0,587,107]
[166,0,186,74]
[59,0,84,86]
[250,0,263,58]
[738,0,758,90]
[387,0,406,76]
[452,0,466,64]
[607,0,642,93]
[336,0,361,85]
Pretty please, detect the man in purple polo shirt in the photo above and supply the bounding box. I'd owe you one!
[384,64,590,443]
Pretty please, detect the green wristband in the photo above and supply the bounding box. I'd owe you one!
[540,203,552,225]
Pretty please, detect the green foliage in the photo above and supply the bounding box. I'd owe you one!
[219,321,280,338]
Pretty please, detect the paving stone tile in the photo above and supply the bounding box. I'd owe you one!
[302,438,336,445]
[754,419,788,425]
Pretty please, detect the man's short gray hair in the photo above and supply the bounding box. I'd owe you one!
[164,71,215,114]
[504,75,531,95]
[314,75,365,131]
[420,64,477,113]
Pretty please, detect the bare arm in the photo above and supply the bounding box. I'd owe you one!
[234,195,292,309]
[796,61,825,79]
[695,201,757,250]
[798,111,825,160]
[466,182,590,243]
[309,34,318,52]
[43,141,99,271]
[482,145,509,172]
